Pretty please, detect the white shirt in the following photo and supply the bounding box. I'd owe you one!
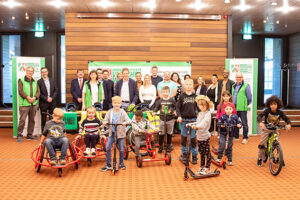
[98,80,105,100]
[83,82,99,105]
[120,80,130,102]
[139,85,156,107]
[43,78,50,98]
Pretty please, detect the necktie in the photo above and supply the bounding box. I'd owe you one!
[79,79,82,89]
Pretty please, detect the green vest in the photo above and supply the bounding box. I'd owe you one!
[84,82,103,108]
[19,77,38,106]
[232,83,248,111]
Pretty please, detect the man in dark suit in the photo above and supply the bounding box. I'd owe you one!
[70,69,86,110]
[37,67,58,131]
[114,68,138,108]
[102,69,114,110]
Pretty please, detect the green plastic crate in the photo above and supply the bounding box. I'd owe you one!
[62,112,78,131]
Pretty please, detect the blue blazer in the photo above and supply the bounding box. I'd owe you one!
[114,78,139,104]
[70,78,87,105]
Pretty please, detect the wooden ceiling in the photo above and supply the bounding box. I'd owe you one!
[0,0,300,35]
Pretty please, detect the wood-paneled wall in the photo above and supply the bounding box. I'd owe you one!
[65,13,228,102]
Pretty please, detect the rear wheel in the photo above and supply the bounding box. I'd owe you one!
[165,152,172,165]
[37,145,46,173]
[269,144,283,176]
[124,145,129,160]
[58,168,62,177]
[69,143,79,169]
[223,162,227,169]
[136,154,143,168]
[87,158,92,166]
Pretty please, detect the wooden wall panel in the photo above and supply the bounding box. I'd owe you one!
[65,13,228,103]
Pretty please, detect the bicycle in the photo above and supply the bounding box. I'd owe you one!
[260,124,286,176]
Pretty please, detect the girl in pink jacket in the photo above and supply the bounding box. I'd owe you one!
[216,90,237,119]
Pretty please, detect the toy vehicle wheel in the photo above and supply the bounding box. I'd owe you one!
[124,145,129,160]
[37,145,46,173]
[269,144,283,176]
[136,154,143,168]
[223,162,226,169]
[87,158,92,166]
[214,168,220,174]
[165,152,172,165]
[58,168,62,177]
[184,171,189,180]
[69,143,79,169]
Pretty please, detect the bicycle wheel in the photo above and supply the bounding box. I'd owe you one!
[269,143,283,176]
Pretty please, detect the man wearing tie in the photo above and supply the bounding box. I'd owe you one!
[37,67,58,131]
[71,69,86,110]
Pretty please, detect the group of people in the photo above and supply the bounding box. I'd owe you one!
[16,65,292,175]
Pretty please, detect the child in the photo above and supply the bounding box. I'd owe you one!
[76,106,102,156]
[216,90,237,119]
[101,96,131,171]
[257,95,291,167]
[153,86,176,153]
[40,108,69,166]
[216,103,242,166]
[131,110,156,155]
[176,79,199,164]
[191,95,213,175]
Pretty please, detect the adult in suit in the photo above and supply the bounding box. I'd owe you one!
[114,68,138,108]
[37,67,58,132]
[102,69,114,110]
[70,69,87,110]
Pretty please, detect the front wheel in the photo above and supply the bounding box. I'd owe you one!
[269,144,283,176]
[124,145,129,160]
[165,152,172,165]
[136,154,143,168]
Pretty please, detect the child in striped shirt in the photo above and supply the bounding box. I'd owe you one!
[77,106,102,155]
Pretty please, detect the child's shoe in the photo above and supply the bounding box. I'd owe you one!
[120,163,126,170]
[101,164,112,171]
[166,144,172,152]
[242,139,248,144]
[91,148,96,155]
[158,146,163,154]
[200,168,210,175]
[50,159,57,166]
[191,155,198,165]
[215,158,221,163]
[196,167,204,175]
[179,153,187,163]
[257,158,262,167]
[59,159,66,166]
[228,161,234,166]
[84,148,90,156]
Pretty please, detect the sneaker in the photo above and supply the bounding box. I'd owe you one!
[59,159,66,165]
[215,158,221,163]
[17,137,23,143]
[200,168,210,175]
[282,160,286,168]
[228,161,234,166]
[179,154,187,163]
[26,136,38,140]
[91,148,96,155]
[120,163,126,170]
[50,160,57,166]
[158,146,163,154]
[257,158,262,167]
[196,167,204,175]
[101,165,112,171]
[191,155,198,165]
[84,148,90,156]
[166,144,172,153]
[242,139,248,144]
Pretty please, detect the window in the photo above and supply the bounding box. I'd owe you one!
[60,35,66,104]
[1,35,21,104]
[264,38,282,102]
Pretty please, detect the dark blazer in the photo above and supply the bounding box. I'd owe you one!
[194,84,207,95]
[218,79,235,99]
[114,78,138,104]
[71,78,87,106]
[37,78,58,108]
[103,79,114,110]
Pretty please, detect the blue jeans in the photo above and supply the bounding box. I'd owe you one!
[106,132,125,166]
[217,134,233,162]
[180,118,198,157]
[45,137,69,161]
[237,111,249,139]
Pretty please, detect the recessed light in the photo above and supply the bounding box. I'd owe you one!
[1,20,3,24]
[276,20,280,24]
[142,0,157,10]
[285,24,288,28]
[190,0,208,10]
[271,2,277,6]
[12,16,15,20]
[96,0,115,8]
[224,0,231,3]
[25,12,29,20]
[48,0,68,8]
[263,19,267,23]
[2,0,21,8]
[176,0,182,2]
[234,0,251,11]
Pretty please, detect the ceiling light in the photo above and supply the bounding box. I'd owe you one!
[190,0,208,10]
[2,0,21,8]
[276,20,280,24]
[25,12,29,20]
[224,0,231,3]
[176,0,182,2]
[263,19,267,23]
[1,20,3,24]
[142,0,157,10]
[234,0,251,11]
[96,0,115,8]
[285,24,287,28]
[48,0,67,8]
[271,2,277,6]
[277,0,295,14]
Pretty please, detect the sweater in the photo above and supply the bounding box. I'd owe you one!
[176,92,198,119]
[194,111,212,141]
